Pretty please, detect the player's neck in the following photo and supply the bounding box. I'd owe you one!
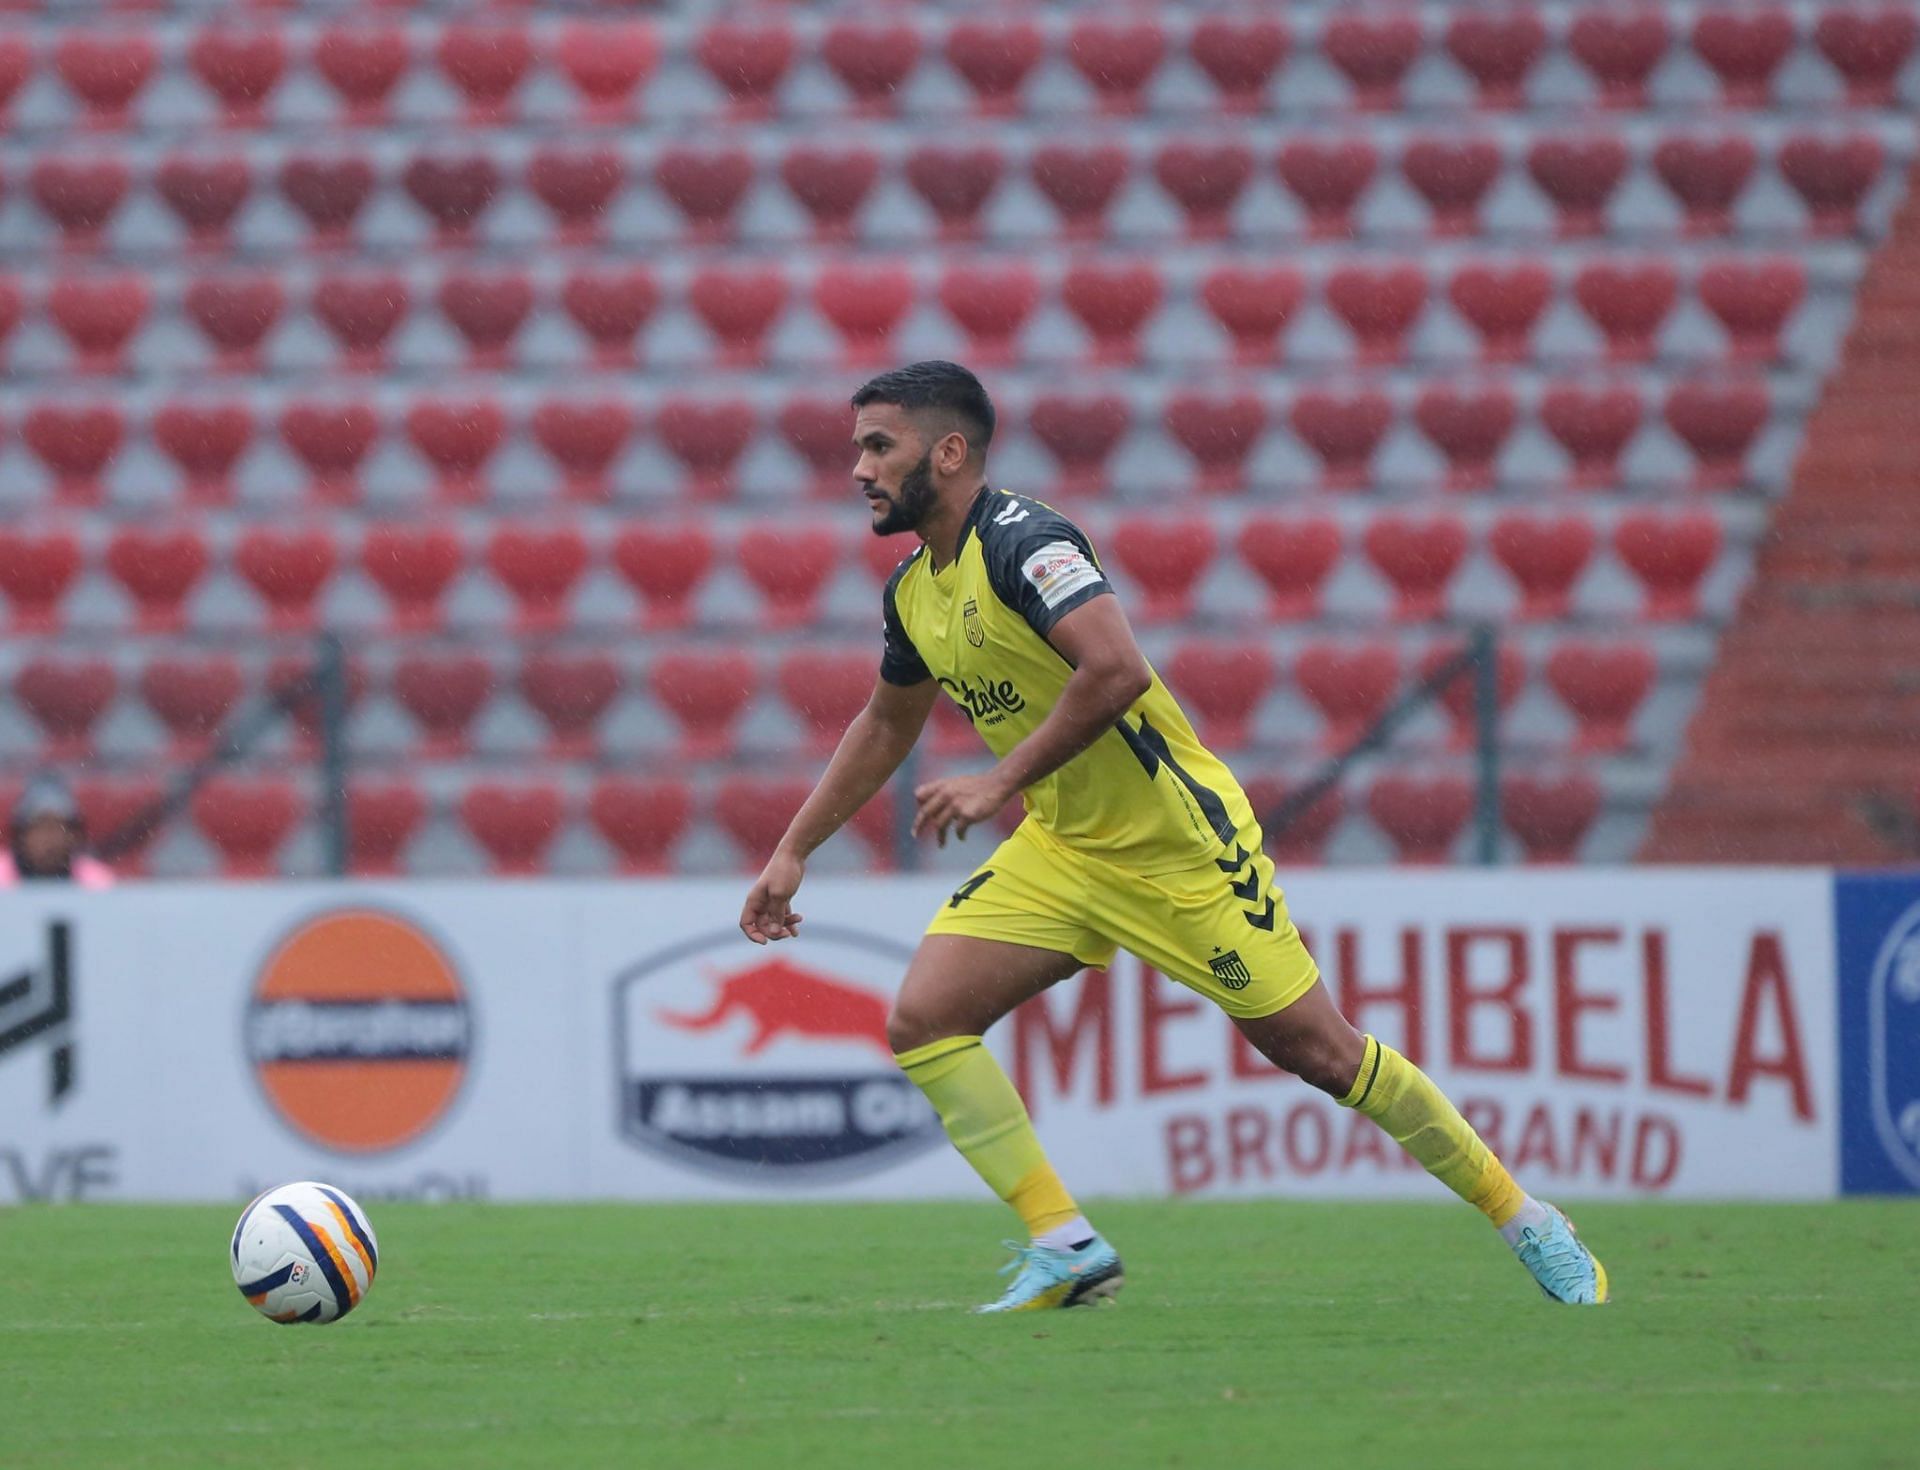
[918,482,989,572]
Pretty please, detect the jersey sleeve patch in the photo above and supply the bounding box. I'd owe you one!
[1021,540,1104,610]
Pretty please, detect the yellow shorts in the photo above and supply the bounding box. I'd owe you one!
[923,820,1320,1020]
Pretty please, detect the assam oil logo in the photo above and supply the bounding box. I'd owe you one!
[246,909,472,1154]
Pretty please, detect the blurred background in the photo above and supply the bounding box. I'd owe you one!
[2,0,1917,883]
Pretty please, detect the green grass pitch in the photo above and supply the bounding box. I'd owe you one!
[4,1200,1914,1469]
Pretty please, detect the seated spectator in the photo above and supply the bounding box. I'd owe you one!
[2,774,115,887]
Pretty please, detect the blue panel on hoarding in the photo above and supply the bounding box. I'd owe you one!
[1835,872,1920,1194]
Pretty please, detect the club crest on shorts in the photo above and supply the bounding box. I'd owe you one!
[962,597,985,647]
[1208,948,1252,990]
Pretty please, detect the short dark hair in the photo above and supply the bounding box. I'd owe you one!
[850,360,995,459]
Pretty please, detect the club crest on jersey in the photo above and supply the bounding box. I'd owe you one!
[1208,948,1252,990]
[962,598,985,648]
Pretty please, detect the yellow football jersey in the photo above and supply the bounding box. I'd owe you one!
[881,487,1260,876]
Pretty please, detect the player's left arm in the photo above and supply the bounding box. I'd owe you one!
[911,593,1150,845]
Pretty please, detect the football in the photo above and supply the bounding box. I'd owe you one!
[231,1182,379,1324]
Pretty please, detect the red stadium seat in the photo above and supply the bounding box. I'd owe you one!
[312,26,408,122]
[1447,261,1551,363]
[1690,7,1794,106]
[1152,140,1254,238]
[281,400,378,503]
[1778,132,1884,236]
[1275,138,1377,239]
[1573,260,1678,359]
[187,28,285,124]
[738,525,841,625]
[926,692,978,758]
[139,654,244,756]
[1568,11,1670,107]
[1236,515,1341,620]
[1545,641,1657,750]
[1419,640,1525,748]
[1814,8,1919,105]
[54,33,154,124]
[562,267,659,366]
[1164,640,1276,750]
[530,399,633,500]
[821,20,920,114]
[905,145,1006,239]
[1503,773,1603,863]
[1032,144,1130,239]
[694,20,794,115]
[815,262,915,363]
[76,777,161,874]
[1325,262,1427,364]
[1367,774,1472,864]
[1201,265,1306,364]
[657,396,754,498]
[1189,15,1289,112]
[156,155,252,247]
[269,653,368,755]
[845,789,901,871]
[1526,134,1629,236]
[1488,513,1597,620]
[1242,774,1343,865]
[29,156,130,245]
[1697,257,1805,362]
[361,524,463,632]
[405,398,506,500]
[235,527,337,632]
[612,524,715,629]
[777,648,873,751]
[688,263,787,367]
[553,22,658,120]
[152,400,253,503]
[1028,392,1130,496]
[0,36,29,120]
[1401,136,1501,236]
[183,275,282,372]
[193,777,302,878]
[862,534,916,584]
[347,781,426,877]
[0,276,19,353]
[16,656,116,758]
[1444,10,1546,107]
[1651,136,1758,236]
[1663,381,1767,489]
[1296,642,1400,750]
[105,526,206,631]
[401,152,499,241]
[1065,16,1167,112]
[47,275,147,373]
[392,652,496,756]
[527,147,624,244]
[278,154,375,246]
[780,146,880,239]
[1413,384,1516,490]
[0,530,82,633]
[436,24,532,122]
[436,269,534,368]
[650,651,756,759]
[460,781,564,877]
[313,272,408,369]
[777,396,854,496]
[1540,383,1642,489]
[1290,387,1391,490]
[520,651,622,758]
[1164,390,1265,494]
[1106,515,1216,621]
[655,145,753,240]
[1062,260,1162,365]
[484,523,590,631]
[1322,14,1422,110]
[938,262,1039,365]
[588,777,692,875]
[24,403,124,503]
[1363,514,1469,620]
[1613,510,1721,620]
[943,19,1044,115]
[714,776,810,866]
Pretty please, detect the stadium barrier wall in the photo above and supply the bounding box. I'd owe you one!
[2,870,1914,1205]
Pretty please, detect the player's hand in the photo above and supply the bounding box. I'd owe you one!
[912,772,1013,848]
[740,848,806,944]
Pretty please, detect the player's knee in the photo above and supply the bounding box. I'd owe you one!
[886,999,961,1056]
[1266,1028,1363,1097]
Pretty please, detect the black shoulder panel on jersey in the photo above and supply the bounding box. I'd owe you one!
[974,490,1113,640]
[878,544,931,686]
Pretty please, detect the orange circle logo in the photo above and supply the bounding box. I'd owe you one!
[246,910,471,1154]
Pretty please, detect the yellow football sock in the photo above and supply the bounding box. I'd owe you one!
[1340,1035,1525,1227]
[895,1035,1080,1236]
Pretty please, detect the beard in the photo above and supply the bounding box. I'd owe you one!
[868,450,937,536]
